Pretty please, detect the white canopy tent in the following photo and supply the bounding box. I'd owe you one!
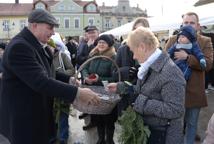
[101,3,214,37]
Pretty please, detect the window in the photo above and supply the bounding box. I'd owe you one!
[105,18,110,29]
[127,18,133,23]
[68,5,74,11]
[56,17,60,25]
[74,18,80,28]
[88,18,94,26]
[122,6,126,12]
[59,5,64,11]
[117,19,122,27]
[86,4,96,12]
[3,20,9,31]
[64,18,70,28]
[20,20,26,30]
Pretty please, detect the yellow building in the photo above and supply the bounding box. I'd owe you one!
[0,0,146,40]
[0,0,100,40]
[0,3,33,40]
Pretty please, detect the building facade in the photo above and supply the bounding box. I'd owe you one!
[99,0,147,32]
[0,0,146,40]
[0,3,32,40]
[50,0,101,37]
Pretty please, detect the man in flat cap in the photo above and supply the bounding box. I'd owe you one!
[77,25,99,67]
[0,9,100,144]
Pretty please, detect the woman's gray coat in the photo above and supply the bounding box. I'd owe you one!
[119,52,186,144]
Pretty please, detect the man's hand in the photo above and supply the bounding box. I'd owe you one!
[107,83,117,93]
[174,50,188,61]
[78,88,100,105]
[69,77,81,86]
[200,59,207,70]
[87,39,94,46]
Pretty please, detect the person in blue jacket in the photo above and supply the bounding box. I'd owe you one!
[168,25,206,80]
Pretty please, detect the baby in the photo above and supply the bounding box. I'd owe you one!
[168,25,206,80]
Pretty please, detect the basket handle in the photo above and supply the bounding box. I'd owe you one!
[75,55,121,82]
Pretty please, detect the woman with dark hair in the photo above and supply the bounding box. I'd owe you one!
[82,34,117,144]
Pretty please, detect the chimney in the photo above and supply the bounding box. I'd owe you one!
[102,2,105,6]
[15,0,19,4]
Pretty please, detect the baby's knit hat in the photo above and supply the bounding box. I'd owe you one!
[178,25,197,43]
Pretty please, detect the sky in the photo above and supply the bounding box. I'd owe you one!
[0,0,201,17]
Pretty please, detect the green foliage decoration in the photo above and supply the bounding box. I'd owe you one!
[118,106,150,144]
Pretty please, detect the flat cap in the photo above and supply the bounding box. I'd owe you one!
[28,9,59,27]
[84,25,98,32]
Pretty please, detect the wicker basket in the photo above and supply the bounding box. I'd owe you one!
[73,55,121,114]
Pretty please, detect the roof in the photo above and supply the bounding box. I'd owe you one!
[74,0,89,7]
[194,0,214,6]
[0,4,33,16]
[0,1,58,16]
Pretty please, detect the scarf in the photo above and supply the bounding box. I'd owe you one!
[137,48,162,80]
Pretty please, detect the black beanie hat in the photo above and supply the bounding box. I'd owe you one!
[178,25,196,43]
[96,34,114,47]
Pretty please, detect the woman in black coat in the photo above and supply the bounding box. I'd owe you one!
[116,17,150,115]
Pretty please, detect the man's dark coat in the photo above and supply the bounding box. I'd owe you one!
[0,27,78,144]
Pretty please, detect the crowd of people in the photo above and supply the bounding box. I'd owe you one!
[0,8,214,144]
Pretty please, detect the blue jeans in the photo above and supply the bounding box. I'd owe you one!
[59,112,69,142]
[184,107,200,144]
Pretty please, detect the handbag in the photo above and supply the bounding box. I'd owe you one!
[147,120,170,144]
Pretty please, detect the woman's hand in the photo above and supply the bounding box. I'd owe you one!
[107,83,117,93]
[85,74,99,84]
[93,74,99,82]
[84,77,94,85]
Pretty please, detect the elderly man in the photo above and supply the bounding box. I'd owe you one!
[0,9,100,144]
[165,12,213,144]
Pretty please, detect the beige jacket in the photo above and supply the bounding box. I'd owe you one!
[165,34,213,108]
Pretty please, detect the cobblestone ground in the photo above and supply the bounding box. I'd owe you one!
[196,89,214,144]
[68,110,121,144]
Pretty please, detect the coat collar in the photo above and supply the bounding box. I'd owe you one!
[20,27,43,51]
[149,52,169,72]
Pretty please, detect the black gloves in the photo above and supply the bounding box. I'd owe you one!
[129,65,140,79]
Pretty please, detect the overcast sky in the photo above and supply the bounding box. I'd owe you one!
[0,0,199,17]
